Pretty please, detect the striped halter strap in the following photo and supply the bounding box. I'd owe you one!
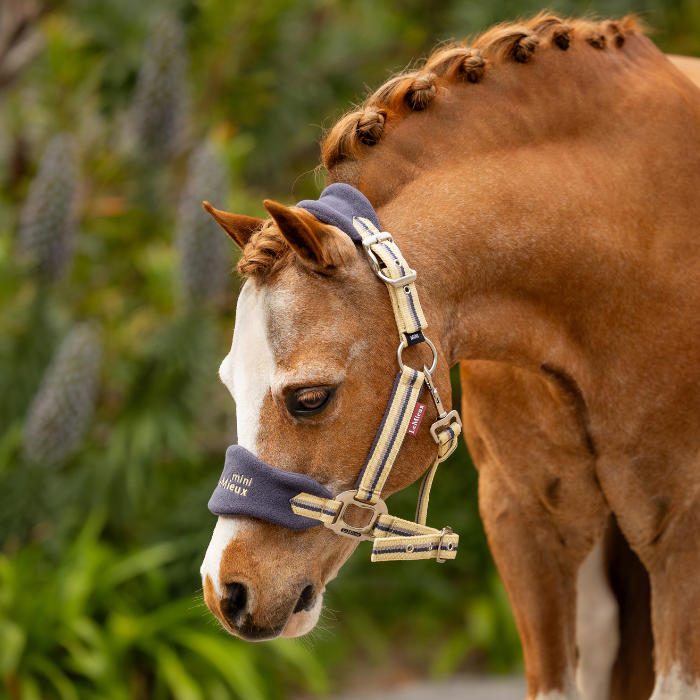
[209,184,462,562]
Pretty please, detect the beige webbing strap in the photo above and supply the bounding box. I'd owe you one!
[355,366,425,505]
[352,217,428,340]
[371,516,459,562]
[290,493,459,562]
[415,421,462,526]
[290,493,342,524]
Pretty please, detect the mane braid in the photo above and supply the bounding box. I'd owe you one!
[320,12,643,171]
[239,12,643,279]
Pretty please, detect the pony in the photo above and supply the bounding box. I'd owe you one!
[201,14,700,700]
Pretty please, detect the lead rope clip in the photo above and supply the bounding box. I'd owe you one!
[423,365,463,443]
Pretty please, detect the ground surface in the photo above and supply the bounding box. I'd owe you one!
[326,676,527,700]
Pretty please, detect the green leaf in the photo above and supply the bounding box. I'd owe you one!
[105,541,181,586]
[172,630,267,700]
[29,655,80,700]
[155,643,203,700]
[0,619,26,677]
[19,674,43,700]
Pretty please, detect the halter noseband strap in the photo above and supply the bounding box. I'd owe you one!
[209,185,462,563]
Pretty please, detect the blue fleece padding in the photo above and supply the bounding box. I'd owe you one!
[296,183,381,243]
[208,445,333,530]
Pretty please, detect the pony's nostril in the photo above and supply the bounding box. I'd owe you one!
[222,582,249,621]
[293,584,315,614]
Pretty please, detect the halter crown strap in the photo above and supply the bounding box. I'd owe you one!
[290,208,462,562]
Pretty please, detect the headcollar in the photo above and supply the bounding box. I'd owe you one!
[209,184,462,562]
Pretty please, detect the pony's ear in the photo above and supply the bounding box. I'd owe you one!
[203,201,263,250]
[262,199,355,270]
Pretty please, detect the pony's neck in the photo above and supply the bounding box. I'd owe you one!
[351,36,700,413]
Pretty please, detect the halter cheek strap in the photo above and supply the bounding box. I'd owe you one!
[209,185,462,563]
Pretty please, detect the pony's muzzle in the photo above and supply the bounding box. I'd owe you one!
[217,578,318,641]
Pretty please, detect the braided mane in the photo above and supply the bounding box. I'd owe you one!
[321,12,642,171]
[240,12,643,278]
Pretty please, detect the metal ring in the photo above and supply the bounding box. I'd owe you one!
[397,336,438,374]
[406,544,414,553]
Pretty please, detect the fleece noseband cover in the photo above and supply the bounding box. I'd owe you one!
[208,445,333,530]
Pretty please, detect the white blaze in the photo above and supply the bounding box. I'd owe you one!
[200,516,247,598]
[202,281,274,598]
[219,280,273,451]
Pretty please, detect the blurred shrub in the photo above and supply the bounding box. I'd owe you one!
[0,514,328,700]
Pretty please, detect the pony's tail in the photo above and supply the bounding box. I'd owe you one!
[605,515,656,700]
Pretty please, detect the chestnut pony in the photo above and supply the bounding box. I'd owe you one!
[201,14,700,700]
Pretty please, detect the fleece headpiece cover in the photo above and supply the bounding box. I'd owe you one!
[296,182,381,242]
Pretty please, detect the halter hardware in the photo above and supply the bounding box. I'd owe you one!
[324,491,389,541]
[436,527,455,564]
[398,337,438,375]
[362,231,418,287]
[423,365,463,443]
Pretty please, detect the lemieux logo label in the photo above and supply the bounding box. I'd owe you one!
[218,473,252,497]
[407,402,426,436]
[405,330,425,347]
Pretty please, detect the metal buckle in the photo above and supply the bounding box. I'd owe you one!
[436,526,454,563]
[422,364,463,443]
[429,410,463,443]
[323,490,388,542]
[377,268,417,289]
[362,233,418,288]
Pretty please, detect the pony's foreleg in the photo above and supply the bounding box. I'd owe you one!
[597,461,700,697]
[459,360,611,700]
[478,464,585,700]
[631,504,700,699]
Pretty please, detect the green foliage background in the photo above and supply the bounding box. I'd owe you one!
[0,0,696,697]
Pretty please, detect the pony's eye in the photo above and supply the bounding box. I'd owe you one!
[287,387,334,416]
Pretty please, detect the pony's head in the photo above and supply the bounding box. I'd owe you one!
[200,200,448,640]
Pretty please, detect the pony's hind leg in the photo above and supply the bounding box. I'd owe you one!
[460,360,611,700]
